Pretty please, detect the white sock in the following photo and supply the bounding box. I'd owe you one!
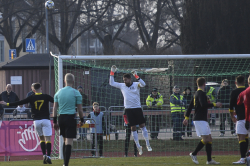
[141,127,150,146]
[132,131,140,148]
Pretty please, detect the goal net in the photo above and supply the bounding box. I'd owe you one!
[51,54,250,159]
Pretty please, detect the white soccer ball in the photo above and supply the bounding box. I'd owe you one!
[45,0,54,10]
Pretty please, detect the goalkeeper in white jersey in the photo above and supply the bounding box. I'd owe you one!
[109,65,152,155]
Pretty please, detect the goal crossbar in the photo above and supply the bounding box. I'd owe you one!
[50,53,250,60]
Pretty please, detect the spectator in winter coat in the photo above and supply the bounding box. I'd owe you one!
[217,79,235,136]
[183,87,193,137]
[146,88,163,139]
[1,84,19,113]
[77,85,90,140]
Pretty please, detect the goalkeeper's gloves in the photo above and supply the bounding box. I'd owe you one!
[152,101,157,106]
[131,70,140,79]
[246,121,250,130]
[110,65,117,76]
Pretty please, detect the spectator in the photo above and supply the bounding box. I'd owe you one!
[86,102,105,157]
[26,83,35,98]
[1,84,19,113]
[26,83,35,106]
[205,85,217,125]
[183,87,193,137]
[146,88,163,139]
[170,85,187,141]
[77,85,90,140]
[123,112,138,157]
[19,83,36,119]
[217,79,235,136]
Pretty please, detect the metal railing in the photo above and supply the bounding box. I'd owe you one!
[73,118,98,157]
[0,104,237,160]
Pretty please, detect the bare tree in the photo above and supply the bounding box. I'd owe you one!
[0,0,45,57]
[32,0,112,55]
[181,0,250,54]
[130,0,182,54]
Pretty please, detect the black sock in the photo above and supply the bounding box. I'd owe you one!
[65,145,72,166]
[46,142,51,157]
[246,137,249,155]
[63,143,66,164]
[240,140,247,158]
[206,143,212,162]
[40,141,46,155]
[192,140,205,155]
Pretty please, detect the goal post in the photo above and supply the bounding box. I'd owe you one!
[51,52,250,159]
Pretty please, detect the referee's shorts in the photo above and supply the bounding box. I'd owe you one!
[58,114,77,138]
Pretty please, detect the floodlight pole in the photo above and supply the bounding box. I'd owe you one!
[45,4,51,98]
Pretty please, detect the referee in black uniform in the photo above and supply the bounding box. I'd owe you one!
[183,77,222,165]
[229,75,248,164]
[53,73,84,166]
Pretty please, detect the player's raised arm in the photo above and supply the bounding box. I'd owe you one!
[0,96,31,106]
[109,65,122,88]
[131,70,146,88]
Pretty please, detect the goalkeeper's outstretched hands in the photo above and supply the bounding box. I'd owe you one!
[110,65,117,76]
[131,70,140,79]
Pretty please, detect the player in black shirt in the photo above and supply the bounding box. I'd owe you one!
[0,83,54,164]
[229,75,248,164]
[183,77,222,165]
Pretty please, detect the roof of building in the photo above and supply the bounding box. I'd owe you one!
[0,53,88,70]
[0,53,54,69]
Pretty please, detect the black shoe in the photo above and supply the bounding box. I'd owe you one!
[179,138,184,141]
[46,156,52,164]
[134,154,137,157]
[174,137,184,141]
[43,155,47,164]
[77,136,83,140]
[246,151,250,157]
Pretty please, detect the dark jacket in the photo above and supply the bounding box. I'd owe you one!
[217,86,232,108]
[170,92,187,105]
[1,91,19,113]
[183,93,192,106]
[26,91,35,108]
[81,93,90,111]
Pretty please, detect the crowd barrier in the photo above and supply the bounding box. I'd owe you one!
[0,119,56,161]
[1,105,237,160]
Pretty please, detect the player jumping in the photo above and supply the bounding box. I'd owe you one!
[183,77,222,165]
[109,65,152,155]
[0,83,54,164]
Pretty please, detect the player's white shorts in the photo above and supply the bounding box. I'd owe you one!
[193,121,211,137]
[236,120,250,134]
[33,119,52,136]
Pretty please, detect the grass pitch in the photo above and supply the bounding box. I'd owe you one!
[0,155,240,166]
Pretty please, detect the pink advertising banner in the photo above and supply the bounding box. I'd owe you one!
[0,120,56,156]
